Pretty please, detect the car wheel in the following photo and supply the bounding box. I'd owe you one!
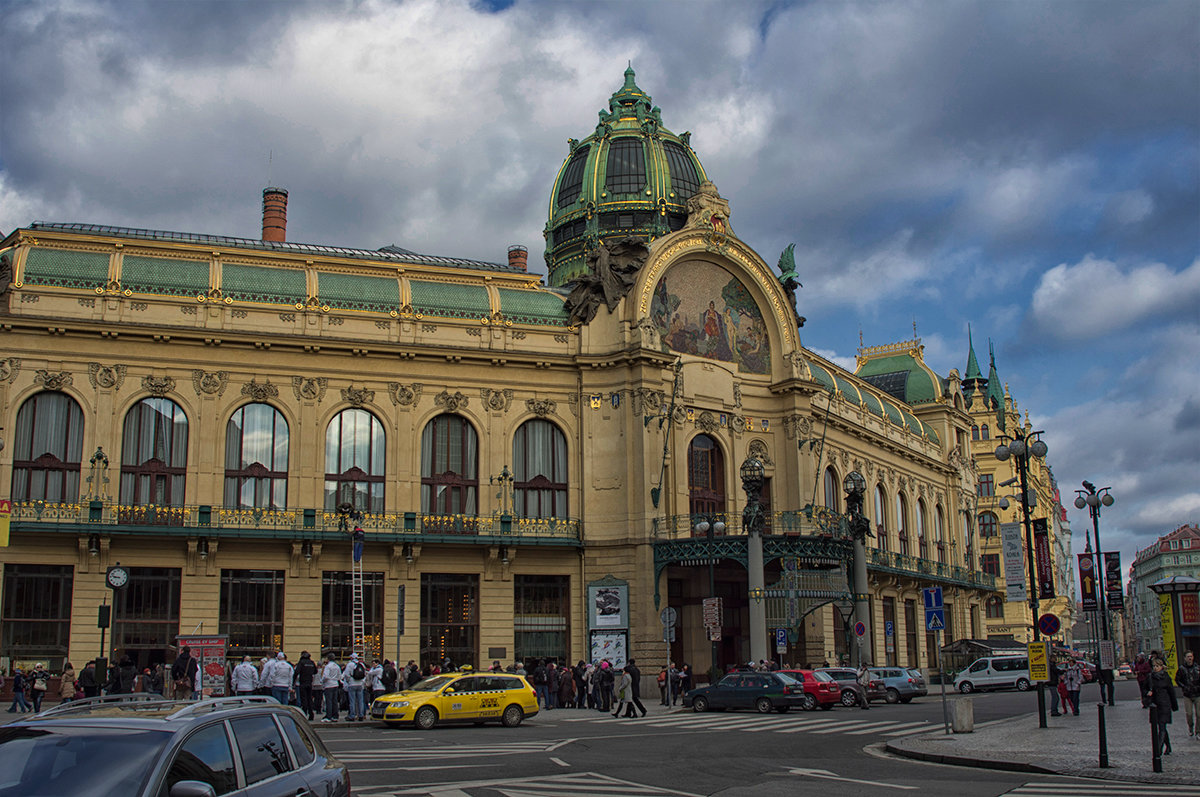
[414,706,438,730]
[841,689,858,707]
[755,697,773,714]
[800,694,816,711]
[692,696,708,713]
[501,704,524,727]
[958,681,974,694]
[886,688,901,704]
[1016,678,1031,692]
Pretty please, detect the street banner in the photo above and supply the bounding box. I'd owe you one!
[1077,553,1098,612]
[1181,593,1200,626]
[1033,519,1055,600]
[175,635,228,698]
[0,499,10,547]
[1000,523,1027,602]
[1158,594,1178,680]
[1099,640,1116,670]
[1103,552,1124,611]
[1027,641,1049,681]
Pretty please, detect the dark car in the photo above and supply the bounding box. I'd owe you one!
[0,694,350,797]
[777,669,840,710]
[817,667,887,706]
[683,671,805,713]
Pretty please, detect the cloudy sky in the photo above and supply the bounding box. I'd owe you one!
[2,0,1197,588]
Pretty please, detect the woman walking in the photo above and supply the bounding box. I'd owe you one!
[1146,657,1179,756]
[1062,661,1083,716]
[58,662,77,705]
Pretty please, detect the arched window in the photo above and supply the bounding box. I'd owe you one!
[687,434,725,522]
[11,392,84,502]
[985,596,1004,619]
[605,138,646,194]
[980,424,990,440]
[325,409,386,512]
[513,419,568,518]
[971,425,979,441]
[420,414,478,515]
[896,493,910,557]
[873,484,889,552]
[556,146,589,207]
[935,506,947,563]
[978,511,998,538]
[916,498,928,559]
[225,403,288,508]
[664,142,700,198]
[823,466,840,513]
[120,398,188,506]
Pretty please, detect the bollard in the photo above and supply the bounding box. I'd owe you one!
[1097,702,1109,768]
[952,697,974,733]
[1150,705,1161,773]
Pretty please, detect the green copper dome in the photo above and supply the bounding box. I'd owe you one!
[544,67,708,287]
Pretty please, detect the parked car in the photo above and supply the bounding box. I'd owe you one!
[371,669,539,729]
[683,671,806,713]
[868,666,928,703]
[776,669,840,710]
[0,693,350,797]
[953,655,1031,693]
[816,667,887,706]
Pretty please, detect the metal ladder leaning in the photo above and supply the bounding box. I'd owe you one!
[351,551,365,660]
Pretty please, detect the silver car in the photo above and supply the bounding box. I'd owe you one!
[0,694,350,797]
[867,666,928,703]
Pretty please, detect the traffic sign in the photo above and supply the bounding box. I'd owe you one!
[854,621,867,637]
[1038,613,1060,637]
[662,626,676,642]
[775,628,788,653]
[923,586,943,610]
[925,610,945,631]
[660,607,678,627]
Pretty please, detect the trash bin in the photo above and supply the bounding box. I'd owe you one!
[952,696,974,733]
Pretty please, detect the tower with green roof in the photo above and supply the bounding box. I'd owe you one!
[986,339,1006,433]
[544,67,708,287]
[961,325,988,409]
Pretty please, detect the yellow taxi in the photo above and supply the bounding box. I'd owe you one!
[370,668,540,729]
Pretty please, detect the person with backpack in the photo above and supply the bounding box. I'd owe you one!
[320,654,343,723]
[532,659,550,709]
[381,659,398,694]
[294,651,319,721]
[342,653,368,721]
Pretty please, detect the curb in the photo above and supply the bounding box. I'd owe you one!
[883,740,1057,776]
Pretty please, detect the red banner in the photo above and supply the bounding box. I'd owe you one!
[1103,552,1124,611]
[1181,593,1199,626]
[1033,519,1054,600]
[1077,554,1098,612]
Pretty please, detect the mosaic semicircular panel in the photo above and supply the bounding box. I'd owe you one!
[650,260,770,374]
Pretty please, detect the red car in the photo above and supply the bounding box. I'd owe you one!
[777,669,840,710]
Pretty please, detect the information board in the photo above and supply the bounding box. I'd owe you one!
[1027,640,1049,682]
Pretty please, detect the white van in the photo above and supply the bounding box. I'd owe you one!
[953,655,1031,693]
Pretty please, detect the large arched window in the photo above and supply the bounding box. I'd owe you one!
[325,409,386,512]
[687,434,725,523]
[120,398,188,506]
[513,419,567,518]
[873,484,889,552]
[896,493,910,557]
[978,511,998,539]
[935,505,947,563]
[225,403,288,508]
[916,498,928,560]
[420,414,478,515]
[823,466,840,513]
[605,138,646,194]
[11,392,84,502]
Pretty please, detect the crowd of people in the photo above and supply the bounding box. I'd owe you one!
[516,657,649,716]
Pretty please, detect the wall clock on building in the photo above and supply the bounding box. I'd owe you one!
[106,564,130,590]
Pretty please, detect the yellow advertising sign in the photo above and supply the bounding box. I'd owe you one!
[1027,640,1050,681]
[0,499,11,547]
[1159,593,1179,681]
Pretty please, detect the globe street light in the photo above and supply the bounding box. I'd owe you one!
[740,457,768,664]
[1075,481,1115,707]
[994,429,1049,729]
[694,515,727,682]
[842,471,872,668]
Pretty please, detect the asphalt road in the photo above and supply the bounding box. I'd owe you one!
[314,680,1168,796]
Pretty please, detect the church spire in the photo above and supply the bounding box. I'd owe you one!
[962,325,987,408]
[987,339,1006,433]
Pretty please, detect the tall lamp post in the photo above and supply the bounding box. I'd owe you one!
[693,514,726,684]
[741,457,768,665]
[1075,481,1115,706]
[993,429,1049,729]
[843,471,872,667]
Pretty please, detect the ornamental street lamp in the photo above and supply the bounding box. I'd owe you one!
[740,457,768,664]
[994,429,1049,729]
[693,515,727,683]
[843,471,872,667]
[1075,481,1116,706]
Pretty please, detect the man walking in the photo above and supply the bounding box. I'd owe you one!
[232,656,259,697]
[854,663,872,710]
[1048,658,1062,716]
[321,654,342,723]
[1175,650,1200,737]
[78,660,100,699]
[625,658,647,717]
[267,652,293,705]
[294,651,319,721]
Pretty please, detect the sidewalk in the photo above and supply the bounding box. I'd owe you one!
[886,697,1198,785]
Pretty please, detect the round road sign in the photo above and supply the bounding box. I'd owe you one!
[854,621,867,637]
[660,607,678,627]
[1038,613,1061,636]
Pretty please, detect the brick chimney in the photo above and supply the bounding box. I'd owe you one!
[261,187,288,242]
[507,244,528,271]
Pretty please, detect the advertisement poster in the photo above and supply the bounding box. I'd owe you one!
[1000,523,1027,602]
[589,630,627,668]
[1103,552,1124,611]
[1027,641,1049,681]
[176,635,229,698]
[1181,593,1200,626]
[1159,594,1178,679]
[588,584,627,629]
[1033,519,1055,600]
[1078,554,1098,612]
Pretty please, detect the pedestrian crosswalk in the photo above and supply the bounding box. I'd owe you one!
[555,709,936,738]
[1003,783,1200,797]
[355,771,704,797]
[334,739,570,766]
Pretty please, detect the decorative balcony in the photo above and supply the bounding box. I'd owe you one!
[7,500,582,545]
[867,547,998,590]
[655,506,851,540]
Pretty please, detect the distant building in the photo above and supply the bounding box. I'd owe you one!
[1129,524,1200,655]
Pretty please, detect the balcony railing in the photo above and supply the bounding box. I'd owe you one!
[8,500,581,542]
[656,506,851,540]
[867,547,998,590]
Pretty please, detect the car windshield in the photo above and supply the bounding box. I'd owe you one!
[775,673,799,685]
[812,671,833,682]
[0,725,168,797]
[408,675,457,692]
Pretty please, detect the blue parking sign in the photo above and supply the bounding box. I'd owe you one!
[775,628,787,652]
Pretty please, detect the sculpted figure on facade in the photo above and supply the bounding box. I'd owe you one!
[341,385,375,407]
[88,363,127,391]
[388,382,422,408]
[292,376,328,403]
[562,236,650,325]
[192,370,229,397]
[683,181,731,235]
[34,370,72,391]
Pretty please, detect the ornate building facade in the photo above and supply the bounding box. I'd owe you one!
[0,71,999,680]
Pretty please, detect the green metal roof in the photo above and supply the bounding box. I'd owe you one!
[22,247,110,288]
[121,255,209,297]
[834,374,862,404]
[861,390,885,419]
[497,287,569,326]
[222,263,307,305]
[807,361,836,392]
[318,272,400,312]
[880,399,904,427]
[410,280,491,320]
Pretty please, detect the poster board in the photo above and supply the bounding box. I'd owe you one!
[586,579,628,630]
[176,635,229,698]
[589,630,627,668]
